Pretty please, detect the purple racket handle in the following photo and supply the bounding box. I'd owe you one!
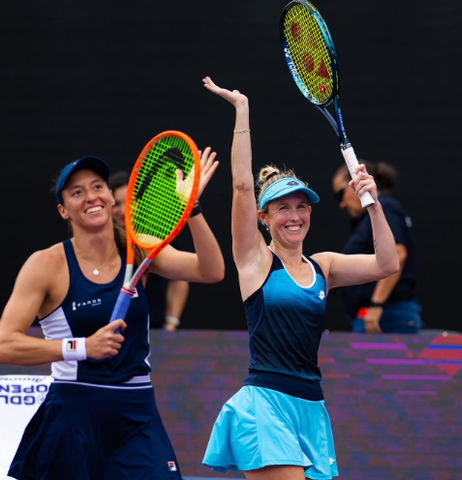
[109,287,134,334]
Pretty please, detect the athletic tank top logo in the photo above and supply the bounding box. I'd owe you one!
[71,288,139,310]
[72,298,102,311]
[318,290,325,300]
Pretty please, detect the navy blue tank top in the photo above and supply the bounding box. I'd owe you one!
[40,240,151,385]
[243,250,327,401]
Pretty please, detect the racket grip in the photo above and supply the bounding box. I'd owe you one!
[109,288,134,333]
[340,144,375,208]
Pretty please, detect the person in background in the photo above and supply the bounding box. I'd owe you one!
[201,76,399,480]
[110,170,190,330]
[0,151,224,480]
[332,161,421,333]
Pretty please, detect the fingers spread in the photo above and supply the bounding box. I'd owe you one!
[176,168,184,182]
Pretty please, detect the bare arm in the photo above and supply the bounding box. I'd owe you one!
[0,249,127,366]
[363,244,407,333]
[150,146,224,283]
[370,244,407,304]
[0,251,62,365]
[202,77,270,295]
[164,280,189,331]
[150,214,224,283]
[314,165,400,290]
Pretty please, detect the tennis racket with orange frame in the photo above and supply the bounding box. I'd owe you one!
[280,0,374,208]
[109,130,200,325]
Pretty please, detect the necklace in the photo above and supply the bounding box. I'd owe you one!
[73,241,116,276]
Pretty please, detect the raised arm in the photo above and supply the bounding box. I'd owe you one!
[150,145,225,283]
[202,77,268,272]
[313,165,400,290]
[362,244,407,333]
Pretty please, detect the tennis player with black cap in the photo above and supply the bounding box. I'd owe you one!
[202,76,399,480]
[0,151,224,479]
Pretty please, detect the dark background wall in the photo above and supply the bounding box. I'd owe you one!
[1,0,460,332]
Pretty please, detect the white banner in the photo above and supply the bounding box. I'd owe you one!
[0,375,53,480]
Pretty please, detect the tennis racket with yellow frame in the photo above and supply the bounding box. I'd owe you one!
[280,0,374,208]
[109,130,200,325]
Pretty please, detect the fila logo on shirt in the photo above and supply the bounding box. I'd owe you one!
[167,461,177,471]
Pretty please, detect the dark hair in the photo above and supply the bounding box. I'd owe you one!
[113,218,146,270]
[334,160,397,193]
[256,165,309,212]
[372,162,397,192]
[108,170,130,191]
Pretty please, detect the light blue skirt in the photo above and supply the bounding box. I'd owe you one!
[203,386,338,480]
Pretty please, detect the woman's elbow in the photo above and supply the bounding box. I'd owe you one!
[202,264,225,284]
[0,336,9,364]
[381,258,400,278]
[233,179,254,193]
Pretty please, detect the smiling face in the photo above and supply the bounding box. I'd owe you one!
[259,191,312,246]
[58,169,115,229]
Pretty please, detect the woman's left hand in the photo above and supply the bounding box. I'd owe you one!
[349,164,378,202]
[176,146,219,203]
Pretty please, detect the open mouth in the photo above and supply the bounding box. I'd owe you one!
[85,206,103,214]
[286,225,302,231]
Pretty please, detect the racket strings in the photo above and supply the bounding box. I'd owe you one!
[129,136,195,246]
[283,4,334,104]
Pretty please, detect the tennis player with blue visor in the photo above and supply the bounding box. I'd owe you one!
[259,177,320,212]
[202,75,399,480]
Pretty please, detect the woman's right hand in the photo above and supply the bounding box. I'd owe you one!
[176,146,219,204]
[349,164,378,203]
[202,76,248,109]
[85,320,127,360]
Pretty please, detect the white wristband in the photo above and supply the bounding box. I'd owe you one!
[62,338,87,361]
[165,316,180,327]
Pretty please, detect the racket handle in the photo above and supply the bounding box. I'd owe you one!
[109,288,134,333]
[340,144,375,208]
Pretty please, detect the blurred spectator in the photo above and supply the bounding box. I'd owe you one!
[332,161,422,333]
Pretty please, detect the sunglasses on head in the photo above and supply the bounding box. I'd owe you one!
[333,187,346,204]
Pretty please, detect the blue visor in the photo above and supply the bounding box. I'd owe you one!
[56,156,110,204]
[259,178,320,210]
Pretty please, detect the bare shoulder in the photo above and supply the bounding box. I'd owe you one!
[310,251,340,279]
[19,243,66,283]
[0,243,68,331]
[25,243,65,267]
